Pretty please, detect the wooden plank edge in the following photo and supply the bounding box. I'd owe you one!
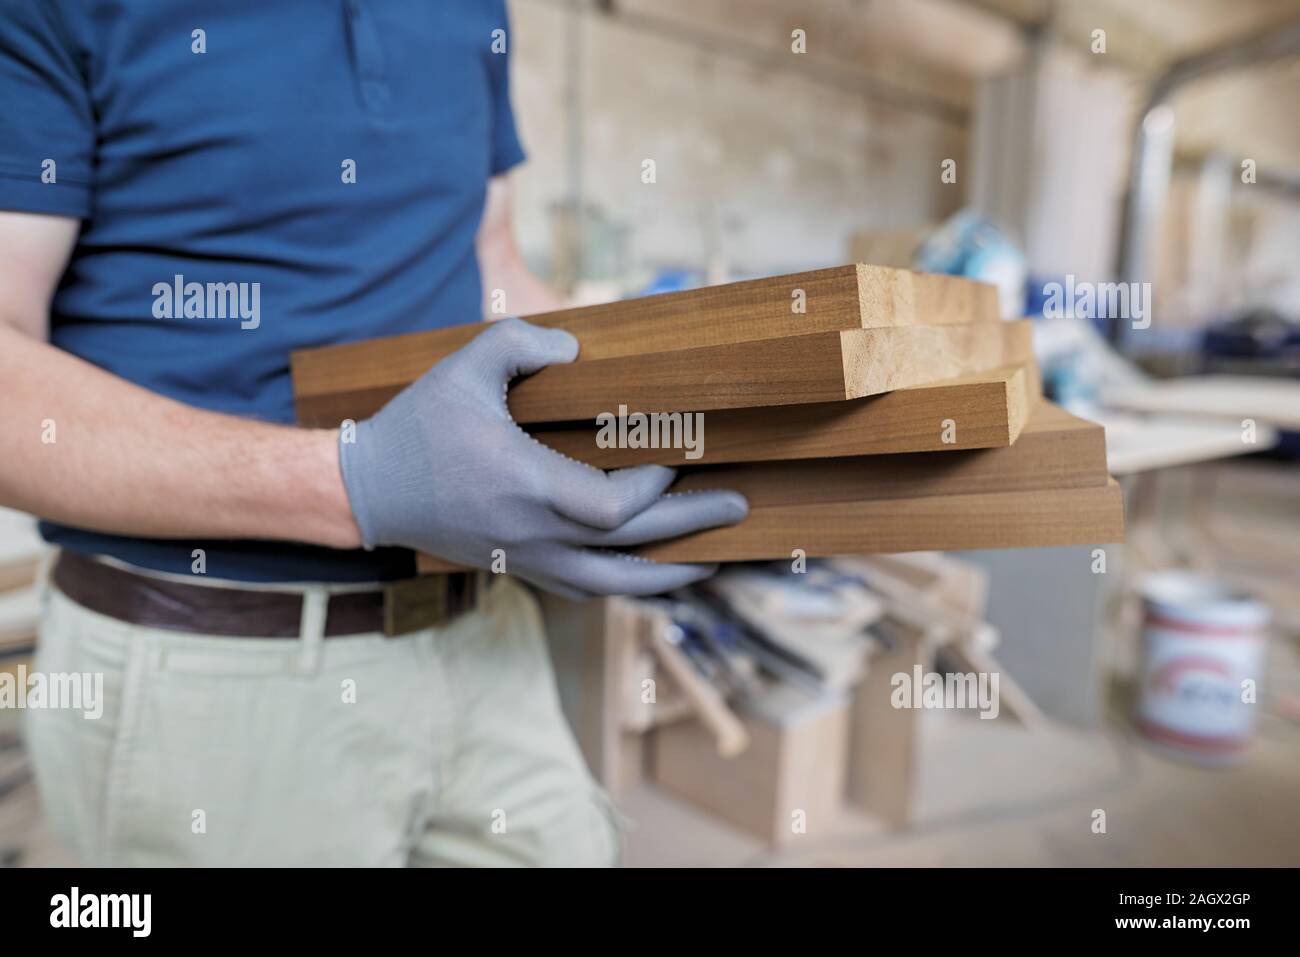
[296,321,1035,427]
[666,404,1109,506]
[416,479,1124,572]
[525,360,1038,468]
[293,264,1002,401]
[635,479,1126,563]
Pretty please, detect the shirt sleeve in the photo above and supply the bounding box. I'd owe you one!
[0,0,95,218]
[487,0,526,176]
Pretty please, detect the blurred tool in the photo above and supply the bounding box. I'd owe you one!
[914,209,1028,320]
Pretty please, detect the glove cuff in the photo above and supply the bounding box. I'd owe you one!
[338,420,382,551]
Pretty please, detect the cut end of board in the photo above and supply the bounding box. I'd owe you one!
[838,320,1032,402]
[1003,364,1031,446]
[854,264,1000,329]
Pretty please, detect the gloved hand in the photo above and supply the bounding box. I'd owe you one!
[339,317,748,599]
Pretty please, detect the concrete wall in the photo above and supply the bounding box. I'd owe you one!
[506,0,968,287]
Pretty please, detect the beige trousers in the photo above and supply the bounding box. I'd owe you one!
[24,573,619,867]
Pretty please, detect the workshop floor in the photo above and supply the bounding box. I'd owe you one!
[618,701,1300,867]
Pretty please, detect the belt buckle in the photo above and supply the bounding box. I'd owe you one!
[382,575,452,637]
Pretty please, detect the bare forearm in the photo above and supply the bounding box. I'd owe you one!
[479,249,565,319]
[477,175,565,319]
[0,325,361,549]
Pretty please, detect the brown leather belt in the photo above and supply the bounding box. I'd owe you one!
[51,551,483,638]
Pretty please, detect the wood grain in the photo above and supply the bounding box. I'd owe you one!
[667,402,1108,506]
[292,265,999,424]
[530,361,1039,467]
[633,480,1125,563]
[295,318,1031,426]
[417,478,1124,571]
[508,319,1033,423]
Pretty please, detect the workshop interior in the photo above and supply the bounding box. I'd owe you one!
[2,0,1299,870]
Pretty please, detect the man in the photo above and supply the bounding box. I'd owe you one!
[0,1,745,866]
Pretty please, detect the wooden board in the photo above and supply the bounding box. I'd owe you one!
[635,480,1124,563]
[530,361,1039,467]
[296,318,1031,426]
[292,264,999,426]
[667,402,1108,506]
[1103,375,1300,431]
[1096,409,1279,475]
[941,639,1046,727]
[539,594,651,798]
[836,554,990,629]
[417,479,1124,571]
[652,687,850,846]
[415,401,1108,572]
[647,623,749,757]
[847,616,933,826]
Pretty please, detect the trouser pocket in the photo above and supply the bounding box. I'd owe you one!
[98,628,434,866]
[23,588,135,865]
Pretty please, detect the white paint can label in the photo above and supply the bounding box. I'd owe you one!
[1137,571,1267,761]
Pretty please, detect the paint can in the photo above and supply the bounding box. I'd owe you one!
[1136,571,1268,764]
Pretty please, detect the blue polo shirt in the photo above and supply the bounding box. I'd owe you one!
[0,0,526,582]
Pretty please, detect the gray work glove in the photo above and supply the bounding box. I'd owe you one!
[339,317,748,599]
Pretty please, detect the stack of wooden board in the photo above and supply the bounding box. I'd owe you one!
[290,264,1123,569]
